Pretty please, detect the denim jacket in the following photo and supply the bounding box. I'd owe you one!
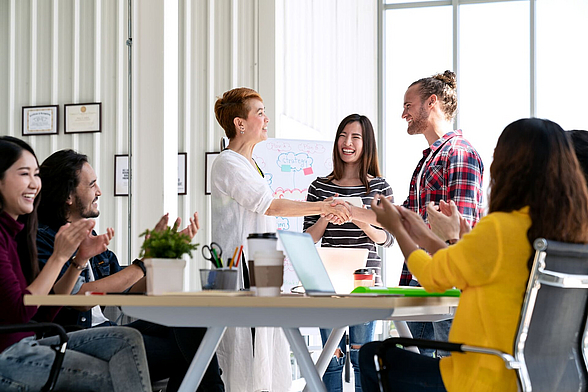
[37,223,122,328]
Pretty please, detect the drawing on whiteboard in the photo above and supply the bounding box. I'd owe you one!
[276,152,313,171]
[265,140,292,153]
[253,155,266,169]
[273,187,307,201]
[253,138,334,290]
[265,173,273,187]
[276,217,290,231]
[298,142,327,155]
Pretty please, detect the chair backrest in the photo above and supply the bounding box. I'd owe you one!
[514,238,588,392]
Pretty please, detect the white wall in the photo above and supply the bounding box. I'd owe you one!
[281,0,378,141]
[1,0,379,289]
[0,0,131,262]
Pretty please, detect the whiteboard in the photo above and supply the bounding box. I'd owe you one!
[252,138,334,291]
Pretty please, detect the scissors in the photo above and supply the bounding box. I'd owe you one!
[202,242,223,268]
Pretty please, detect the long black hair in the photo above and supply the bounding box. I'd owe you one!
[0,136,40,284]
[330,114,381,194]
[489,119,588,270]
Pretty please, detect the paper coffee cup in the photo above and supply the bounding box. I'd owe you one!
[247,233,278,290]
[253,250,284,297]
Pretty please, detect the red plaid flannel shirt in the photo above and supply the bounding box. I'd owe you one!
[399,130,484,285]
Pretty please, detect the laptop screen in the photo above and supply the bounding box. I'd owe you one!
[277,231,336,294]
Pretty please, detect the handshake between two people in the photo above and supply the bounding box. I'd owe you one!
[319,194,393,227]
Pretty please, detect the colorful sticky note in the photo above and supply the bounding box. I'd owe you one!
[303,167,314,175]
[281,165,292,172]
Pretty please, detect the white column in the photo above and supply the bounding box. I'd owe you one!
[132,0,179,256]
[257,0,282,139]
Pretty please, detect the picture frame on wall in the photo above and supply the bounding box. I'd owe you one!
[114,155,129,196]
[178,152,187,195]
[64,102,102,134]
[205,152,220,195]
[22,105,59,136]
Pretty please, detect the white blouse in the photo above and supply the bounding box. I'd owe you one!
[211,149,291,392]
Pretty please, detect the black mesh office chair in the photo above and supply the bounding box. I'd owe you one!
[376,238,588,392]
[0,322,68,392]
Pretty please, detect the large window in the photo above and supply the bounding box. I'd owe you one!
[382,0,588,284]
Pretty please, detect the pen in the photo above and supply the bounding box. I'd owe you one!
[211,248,223,268]
[85,291,106,295]
[235,245,243,268]
[229,246,239,269]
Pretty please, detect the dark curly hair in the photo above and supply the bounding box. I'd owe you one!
[410,70,458,122]
[38,149,88,230]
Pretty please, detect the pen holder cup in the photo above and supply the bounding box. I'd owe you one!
[200,269,239,290]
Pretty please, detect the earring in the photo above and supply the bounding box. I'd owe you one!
[240,131,244,134]
[240,126,244,134]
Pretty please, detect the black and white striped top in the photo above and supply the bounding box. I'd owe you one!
[303,177,394,283]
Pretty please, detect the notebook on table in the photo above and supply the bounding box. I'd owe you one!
[317,247,369,294]
[277,231,397,297]
[351,286,461,297]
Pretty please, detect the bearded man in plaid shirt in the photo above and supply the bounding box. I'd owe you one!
[399,71,484,357]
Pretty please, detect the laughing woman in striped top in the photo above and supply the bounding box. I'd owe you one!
[303,114,393,392]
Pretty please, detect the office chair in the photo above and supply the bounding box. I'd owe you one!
[0,322,68,392]
[375,238,588,392]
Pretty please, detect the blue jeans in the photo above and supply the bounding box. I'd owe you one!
[359,341,446,392]
[95,319,224,392]
[320,322,375,392]
[407,280,452,357]
[0,326,151,391]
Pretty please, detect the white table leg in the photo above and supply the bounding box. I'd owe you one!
[302,327,346,392]
[394,321,419,354]
[283,328,327,392]
[178,326,226,392]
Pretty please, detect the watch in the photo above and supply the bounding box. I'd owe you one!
[132,259,147,277]
[70,256,88,270]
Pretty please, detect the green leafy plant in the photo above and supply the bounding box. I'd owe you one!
[139,226,199,259]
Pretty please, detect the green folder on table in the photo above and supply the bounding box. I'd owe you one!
[351,286,461,297]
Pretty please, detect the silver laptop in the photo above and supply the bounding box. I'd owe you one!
[277,231,379,297]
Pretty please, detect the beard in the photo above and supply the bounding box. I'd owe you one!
[407,105,429,136]
[74,194,100,219]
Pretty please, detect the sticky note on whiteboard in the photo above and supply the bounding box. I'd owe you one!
[303,167,313,175]
[281,165,292,172]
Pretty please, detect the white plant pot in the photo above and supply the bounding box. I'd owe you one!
[143,258,186,295]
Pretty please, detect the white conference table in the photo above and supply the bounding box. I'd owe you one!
[25,293,458,392]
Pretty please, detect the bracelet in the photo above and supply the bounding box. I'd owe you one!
[70,256,88,270]
[132,259,147,277]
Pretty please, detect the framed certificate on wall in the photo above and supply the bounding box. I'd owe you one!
[114,155,129,196]
[22,105,59,136]
[64,102,102,134]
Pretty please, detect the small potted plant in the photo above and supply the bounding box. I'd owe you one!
[139,224,199,295]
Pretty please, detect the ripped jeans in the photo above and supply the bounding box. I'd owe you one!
[0,326,151,392]
[319,321,375,392]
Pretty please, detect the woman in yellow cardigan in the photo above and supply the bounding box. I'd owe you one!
[359,118,588,392]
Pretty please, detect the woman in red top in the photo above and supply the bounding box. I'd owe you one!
[0,136,152,391]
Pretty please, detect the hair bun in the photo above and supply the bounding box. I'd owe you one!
[434,70,457,89]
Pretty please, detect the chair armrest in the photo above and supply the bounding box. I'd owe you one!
[380,337,465,353]
[0,323,68,392]
[379,337,521,369]
[0,322,68,344]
